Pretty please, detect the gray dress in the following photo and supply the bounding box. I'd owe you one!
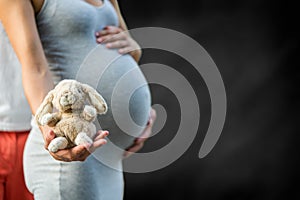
[23,0,151,199]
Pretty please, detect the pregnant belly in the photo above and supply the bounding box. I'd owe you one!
[76,46,151,149]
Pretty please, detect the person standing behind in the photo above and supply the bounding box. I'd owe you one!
[0,23,33,200]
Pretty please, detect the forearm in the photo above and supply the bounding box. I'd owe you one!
[130,48,142,63]
[109,0,127,30]
[0,0,53,115]
[22,66,53,115]
[18,29,54,114]
[109,0,142,62]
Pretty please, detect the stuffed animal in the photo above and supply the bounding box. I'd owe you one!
[35,79,108,152]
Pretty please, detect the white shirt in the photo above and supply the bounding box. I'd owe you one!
[0,23,32,131]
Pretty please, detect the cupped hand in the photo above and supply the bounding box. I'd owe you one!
[95,26,141,61]
[41,126,109,162]
[123,108,157,158]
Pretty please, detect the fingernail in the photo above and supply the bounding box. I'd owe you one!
[106,43,111,48]
[136,138,143,143]
[123,151,129,157]
[97,38,103,43]
[102,139,107,144]
[84,143,91,149]
[125,151,133,158]
[99,130,109,136]
[95,32,99,36]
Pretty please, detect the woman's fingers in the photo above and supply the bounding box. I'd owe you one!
[104,37,140,55]
[47,130,109,162]
[41,126,56,150]
[97,31,126,44]
[123,108,157,158]
[87,130,109,153]
[95,26,141,61]
[44,130,56,149]
[136,108,157,141]
[49,144,89,162]
[105,40,128,49]
[123,143,144,158]
[94,130,109,140]
[95,26,122,37]
[118,44,139,54]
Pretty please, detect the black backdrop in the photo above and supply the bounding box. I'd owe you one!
[118,0,299,199]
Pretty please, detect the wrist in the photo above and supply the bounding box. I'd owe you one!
[130,48,142,63]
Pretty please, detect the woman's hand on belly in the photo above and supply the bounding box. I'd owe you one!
[95,26,142,62]
[41,126,109,162]
[123,108,157,158]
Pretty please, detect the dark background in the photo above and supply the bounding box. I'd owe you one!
[119,0,299,199]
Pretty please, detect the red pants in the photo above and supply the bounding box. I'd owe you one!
[0,131,33,200]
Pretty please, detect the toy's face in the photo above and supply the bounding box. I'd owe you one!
[53,81,86,112]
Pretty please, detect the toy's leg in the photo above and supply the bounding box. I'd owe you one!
[74,132,93,146]
[48,137,68,152]
[87,124,97,139]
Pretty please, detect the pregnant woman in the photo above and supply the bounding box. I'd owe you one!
[0,0,152,199]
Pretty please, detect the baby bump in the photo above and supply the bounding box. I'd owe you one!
[99,56,151,149]
[76,48,151,150]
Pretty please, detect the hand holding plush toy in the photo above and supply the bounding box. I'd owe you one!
[35,79,108,152]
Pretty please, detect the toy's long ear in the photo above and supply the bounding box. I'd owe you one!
[35,91,54,126]
[82,83,107,114]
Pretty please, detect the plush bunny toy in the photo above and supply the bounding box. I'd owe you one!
[35,79,108,152]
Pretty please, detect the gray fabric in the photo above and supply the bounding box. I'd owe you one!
[24,0,151,199]
[24,118,124,200]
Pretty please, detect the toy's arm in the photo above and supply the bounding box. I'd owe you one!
[40,112,61,127]
[35,91,55,126]
[82,105,97,122]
